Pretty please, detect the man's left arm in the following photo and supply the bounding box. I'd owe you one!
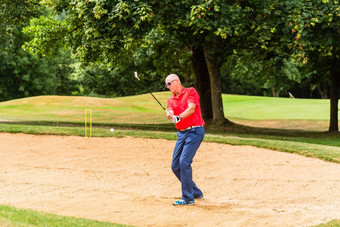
[180,87,200,119]
[172,88,199,123]
[179,103,196,119]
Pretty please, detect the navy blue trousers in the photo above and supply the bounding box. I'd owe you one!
[171,127,204,202]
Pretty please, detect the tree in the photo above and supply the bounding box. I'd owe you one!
[0,0,41,53]
[0,0,79,101]
[23,0,339,130]
[221,53,304,97]
[279,0,340,131]
[24,0,254,126]
[150,0,252,125]
[245,0,339,131]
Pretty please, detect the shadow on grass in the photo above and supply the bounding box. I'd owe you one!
[0,120,176,132]
[204,119,340,138]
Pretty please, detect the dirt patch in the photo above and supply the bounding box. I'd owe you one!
[0,133,340,226]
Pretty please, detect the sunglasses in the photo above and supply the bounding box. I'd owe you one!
[165,79,177,88]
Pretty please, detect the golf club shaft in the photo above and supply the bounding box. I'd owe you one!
[149,92,167,112]
[135,72,167,112]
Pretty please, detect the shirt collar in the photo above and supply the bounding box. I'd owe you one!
[172,86,186,99]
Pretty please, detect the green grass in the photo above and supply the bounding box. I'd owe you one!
[0,205,131,227]
[316,220,340,227]
[0,94,171,124]
[0,93,339,226]
[0,93,332,120]
[223,94,330,120]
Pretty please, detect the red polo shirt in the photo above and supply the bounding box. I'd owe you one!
[167,87,205,131]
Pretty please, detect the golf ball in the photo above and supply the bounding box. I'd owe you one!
[110,128,114,132]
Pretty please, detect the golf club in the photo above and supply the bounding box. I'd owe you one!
[134,71,167,112]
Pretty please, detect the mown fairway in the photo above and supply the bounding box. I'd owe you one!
[0,93,331,128]
[0,94,172,124]
[223,94,329,120]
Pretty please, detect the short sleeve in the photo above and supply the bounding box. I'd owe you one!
[167,98,173,111]
[187,88,200,106]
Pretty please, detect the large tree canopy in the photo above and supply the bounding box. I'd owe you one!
[246,0,340,131]
[23,0,340,130]
[151,0,252,125]
[24,0,252,125]
[289,0,340,131]
[0,0,79,100]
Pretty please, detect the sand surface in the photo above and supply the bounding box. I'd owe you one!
[1,133,340,226]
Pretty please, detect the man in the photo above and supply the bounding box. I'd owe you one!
[165,74,205,206]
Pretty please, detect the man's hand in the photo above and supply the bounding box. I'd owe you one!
[172,115,182,124]
[167,110,181,124]
[167,110,174,120]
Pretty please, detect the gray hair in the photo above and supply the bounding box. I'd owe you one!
[165,74,181,82]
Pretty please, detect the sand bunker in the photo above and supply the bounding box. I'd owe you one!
[0,133,340,226]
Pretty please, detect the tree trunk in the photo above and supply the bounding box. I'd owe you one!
[191,45,213,120]
[317,86,328,99]
[203,44,226,126]
[271,86,279,97]
[329,70,340,132]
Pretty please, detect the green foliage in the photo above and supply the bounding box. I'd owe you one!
[19,0,340,104]
[23,16,67,56]
[221,51,309,97]
[135,28,194,85]
[73,25,195,97]
[0,0,79,101]
[24,0,155,64]
[0,50,51,100]
[54,50,80,95]
[246,0,339,70]
[221,54,266,96]
[23,0,196,98]
[283,0,340,62]
[78,64,141,97]
[0,0,41,53]
[0,48,79,101]
[221,0,339,98]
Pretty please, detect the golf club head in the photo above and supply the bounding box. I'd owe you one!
[134,72,140,81]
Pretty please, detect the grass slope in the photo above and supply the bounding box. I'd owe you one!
[0,92,331,122]
[0,205,131,227]
[0,94,171,124]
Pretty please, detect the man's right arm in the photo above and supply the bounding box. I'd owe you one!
[166,99,174,121]
[167,110,174,121]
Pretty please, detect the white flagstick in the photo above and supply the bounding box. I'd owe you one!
[134,71,140,81]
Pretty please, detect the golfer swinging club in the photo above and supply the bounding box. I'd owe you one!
[165,74,205,206]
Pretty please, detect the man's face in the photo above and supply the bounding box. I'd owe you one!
[165,77,180,94]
